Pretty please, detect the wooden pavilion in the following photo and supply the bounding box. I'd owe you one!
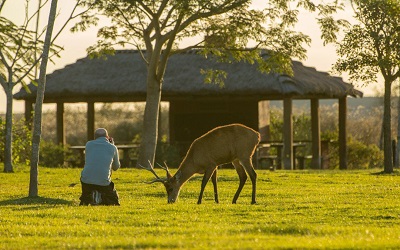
[14,50,363,169]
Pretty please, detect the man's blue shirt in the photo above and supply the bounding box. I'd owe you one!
[81,137,120,186]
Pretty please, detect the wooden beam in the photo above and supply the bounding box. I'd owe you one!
[87,102,95,141]
[339,97,347,170]
[283,98,293,170]
[311,99,321,169]
[56,102,65,145]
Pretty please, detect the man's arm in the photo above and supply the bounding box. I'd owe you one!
[112,146,121,170]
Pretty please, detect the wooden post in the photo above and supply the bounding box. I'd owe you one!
[24,100,33,126]
[56,102,65,145]
[283,98,293,170]
[87,102,95,141]
[258,100,271,142]
[311,99,321,169]
[339,97,347,170]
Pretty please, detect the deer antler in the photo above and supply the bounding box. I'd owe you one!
[139,160,167,183]
[157,161,173,179]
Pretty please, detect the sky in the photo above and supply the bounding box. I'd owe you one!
[0,0,381,114]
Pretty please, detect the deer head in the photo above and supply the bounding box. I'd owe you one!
[139,161,181,203]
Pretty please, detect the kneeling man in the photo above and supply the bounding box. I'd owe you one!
[79,128,121,205]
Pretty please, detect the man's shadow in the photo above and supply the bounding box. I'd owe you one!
[0,196,73,206]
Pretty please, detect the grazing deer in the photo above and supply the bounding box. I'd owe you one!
[140,124,260,204]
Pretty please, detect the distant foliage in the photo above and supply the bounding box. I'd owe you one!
[347,138,383,169]
[38,141,69,168]
[270,109,312,141]
[4,101,385,169]
[346,106,383,146]
[40,103,150,145]
[155,135,183,168]
[270,105,384,169]
[0,117,31,165]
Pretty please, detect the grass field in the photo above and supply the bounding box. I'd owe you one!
[1,166,400,249]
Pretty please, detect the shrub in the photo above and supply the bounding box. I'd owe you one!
[0,117,32,165]
[347,138,383,169]
[156,142,182,168]
[320,132,383,169]
[39,141,73,168]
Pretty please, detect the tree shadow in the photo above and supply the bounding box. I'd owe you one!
[0,196,73,206]
[370,170,400,176]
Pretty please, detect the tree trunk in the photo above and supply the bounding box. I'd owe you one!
[137,74,162,168]
[396,85,400,168]
[3,87,13,173]
[383,79,393,173]
[29,0,58,197]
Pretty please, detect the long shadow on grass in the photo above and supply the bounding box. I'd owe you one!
[370,170,400,176]
[0,196,72,206]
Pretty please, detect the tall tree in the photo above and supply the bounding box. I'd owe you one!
[334,0,400,173]
[28,1,95,196]
[28,0,58,197]
[74,0,345,167]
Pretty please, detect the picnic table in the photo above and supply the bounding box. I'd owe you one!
[256,142,306,170]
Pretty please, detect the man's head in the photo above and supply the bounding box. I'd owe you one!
[94,128,108,139]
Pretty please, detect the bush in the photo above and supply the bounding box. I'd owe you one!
[156,142,182,168]
[0,117,32,165]
[39,141,73,168]
[320,132,383,169]
[347,138,383,169]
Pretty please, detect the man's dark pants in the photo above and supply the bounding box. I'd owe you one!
[79,181,120,206]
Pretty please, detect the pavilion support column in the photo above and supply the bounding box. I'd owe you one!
[311,99,321,169]
[87,102,95,141]
[258,100,271,142]
[339,97,347,170]
[56,102,65,145]
[283,98,293,170]
[24,100,33,127]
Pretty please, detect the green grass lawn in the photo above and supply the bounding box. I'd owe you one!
[1,166,400,249]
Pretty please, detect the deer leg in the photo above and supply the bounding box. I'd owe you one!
[211,169,219,203]
[241,158,257,204]
[232,160,247,204]
[197,169,215,204]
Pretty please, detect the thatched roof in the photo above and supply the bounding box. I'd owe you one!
[14,50,362,102]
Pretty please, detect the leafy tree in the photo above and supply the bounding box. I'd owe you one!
[73,0,346,167]
[333,0,400,173]
[28,0,95,196]
[0,3,41,172]
[29,0,58,197]
[0,0,62,172]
